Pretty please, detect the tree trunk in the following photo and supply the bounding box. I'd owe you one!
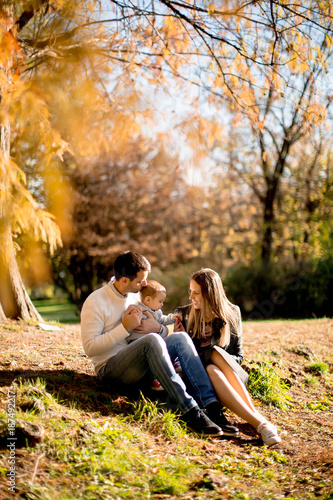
[261,187,275,263]
[0,108,43,322]
[0,229,43,321]
[260,138,291,263]
[0,301,6,323]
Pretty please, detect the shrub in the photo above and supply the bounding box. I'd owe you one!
[224,255,333,319]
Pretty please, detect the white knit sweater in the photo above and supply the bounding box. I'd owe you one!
[80,278,139,374]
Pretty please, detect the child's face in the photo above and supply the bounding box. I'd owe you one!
[144,291,166,311]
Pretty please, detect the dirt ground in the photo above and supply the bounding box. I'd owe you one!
[0,317,332,499]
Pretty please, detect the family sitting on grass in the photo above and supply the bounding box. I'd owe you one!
[80,251,281,446]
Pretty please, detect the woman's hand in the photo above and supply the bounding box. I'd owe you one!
[133,310,161,334]
[174,318,185,332]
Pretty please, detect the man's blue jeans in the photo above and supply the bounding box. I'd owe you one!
[98,332,217,413]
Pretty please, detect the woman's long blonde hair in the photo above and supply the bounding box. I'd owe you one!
[188,268,238,348]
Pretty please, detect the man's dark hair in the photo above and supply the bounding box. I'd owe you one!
[113,251,150,281]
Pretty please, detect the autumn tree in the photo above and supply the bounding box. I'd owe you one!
[51,139,214,306]
[106,0,333,264]
[0,3,61,321]
[0,0,149,320]
[279,134,333,261]
[1,0,333,320]
[204,17,333,263]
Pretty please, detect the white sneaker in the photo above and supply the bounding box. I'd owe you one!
[257,421,281,446]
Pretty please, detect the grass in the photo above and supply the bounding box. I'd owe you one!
[1,318,332,499]
[247,317,330,323]
[128,393,186,439]
[0,380,200,499]
[246,360,292,409]
[306,361,329,375]
[33,299,80,324]
[1,372,331,499]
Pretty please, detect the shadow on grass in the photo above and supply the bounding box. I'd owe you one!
[0,370,263,447]
[0,368,172,416]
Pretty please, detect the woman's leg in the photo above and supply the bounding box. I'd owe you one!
[206,351,267,428]
[206,363,264,428]
[207,351,282,444]
[210,350,258,414]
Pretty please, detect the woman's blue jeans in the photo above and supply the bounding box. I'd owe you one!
[98,332,217,413]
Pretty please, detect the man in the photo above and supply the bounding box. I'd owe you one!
[81,251,238,437]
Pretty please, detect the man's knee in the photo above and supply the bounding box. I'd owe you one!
[144,332,165,347]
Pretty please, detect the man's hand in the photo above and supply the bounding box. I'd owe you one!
[133,310,161,334]
[122,306,142,332]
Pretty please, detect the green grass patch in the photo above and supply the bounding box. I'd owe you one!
[214,447,286,480]
[0,323,21,331]
[304,375,320,386]
[1,379,199,499]
[127,393,186,439]
[246,360,292,408]
[33,299,80,324]
[306,361,329,375]
[306,399,331,411]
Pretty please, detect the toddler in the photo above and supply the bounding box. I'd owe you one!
[127,280,182,390]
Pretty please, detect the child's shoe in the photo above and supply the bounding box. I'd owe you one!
[173,359,182,373]
[151,379,164,391]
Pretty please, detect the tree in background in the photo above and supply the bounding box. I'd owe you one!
[0,2,62,321]
[206,18,333,264]
[280,135,333,261]
[1,0,333,320]
[0,0,150,320]
[51,139,213,306]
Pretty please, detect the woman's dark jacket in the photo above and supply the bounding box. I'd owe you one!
[174,304,244,366]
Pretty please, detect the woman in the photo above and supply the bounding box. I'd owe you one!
[175,268,281,446]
